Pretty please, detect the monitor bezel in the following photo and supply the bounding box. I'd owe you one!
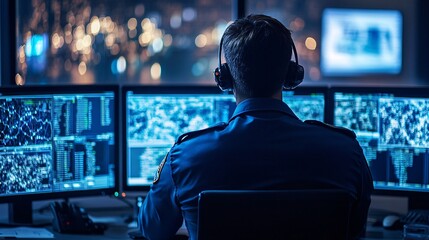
[0,84,120,203]
[330,86,429,209]
[121,85,330,191]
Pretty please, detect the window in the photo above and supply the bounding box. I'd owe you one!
[246,0,322,82]
[16,0,231,85]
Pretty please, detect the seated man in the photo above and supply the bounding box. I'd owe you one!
[138,14,373,240]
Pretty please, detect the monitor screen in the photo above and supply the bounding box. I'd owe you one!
[321,8,403,76]
[0,86,118,200]
[123,86,328,189]
[124,86,236,188]
[333,87,429,193]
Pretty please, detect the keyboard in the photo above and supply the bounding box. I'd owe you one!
[401,210,429,225]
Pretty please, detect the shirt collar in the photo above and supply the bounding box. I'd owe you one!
[229,98,300,122]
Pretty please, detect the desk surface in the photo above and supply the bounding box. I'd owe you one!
[0,215,404,240]
[0,225,403,240]
[0,201,403,240]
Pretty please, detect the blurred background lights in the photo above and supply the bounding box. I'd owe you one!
[192,59,208,76]
[110,44,120,55]
[111,59,118,74]
[15,74,25,85]
[110,57,127,74]
[83,35,92,48]
[129,29,138,38]
[290,17,305,32]
[134,4,145,17]
[152,38,164,53]
[128,18,138,30]
[74,26,85,39]
[163,34,173,47]
[195,34,207,48]
[182,7,197,22]
[18,46,26,63]
[150,63,161,80]
[141,18,153,31]
[309,66,321,81]
[90,17,101,35]
[76,39,84,51]
[78,62,87,75]
[213,22,228,43]
[52,33,64,49]
[139,32,151,46]
[305,37,317,50]
[170,14,182,29]
[117,56,127,74]
[105,34,115,47]
[25,34,48,57]
[16,0,233,84]
[64,60,72,71]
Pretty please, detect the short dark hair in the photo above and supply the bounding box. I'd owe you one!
[222,14,293,98]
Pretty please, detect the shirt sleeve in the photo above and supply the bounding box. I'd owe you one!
[138,152,183,240]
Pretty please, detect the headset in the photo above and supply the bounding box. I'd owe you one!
[213,29,304,92]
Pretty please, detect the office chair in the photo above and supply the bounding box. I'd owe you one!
[197,189,355,240]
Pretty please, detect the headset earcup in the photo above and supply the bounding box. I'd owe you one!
[214,63,233,91]
[284,61,304,90]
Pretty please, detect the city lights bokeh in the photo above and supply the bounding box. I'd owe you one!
[17,0,231,84]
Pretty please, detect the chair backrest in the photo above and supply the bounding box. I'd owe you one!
[197,189,355,240]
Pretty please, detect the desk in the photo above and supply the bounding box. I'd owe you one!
[0,205,189,240]
[364,226,402,239]
[48,225,131,240]
[0,225,402,240]
[0,201,403,240]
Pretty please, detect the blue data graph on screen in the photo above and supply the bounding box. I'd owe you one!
[0,97,52,146]
[0,97,53,195]
[379,98,429,148]
[0,92,116,197]
[126,93,236,186]
[334,92,429,191]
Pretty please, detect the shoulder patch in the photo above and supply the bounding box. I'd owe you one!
[153,153,168,184]
[176,122,228,144]
[304,120,356,139]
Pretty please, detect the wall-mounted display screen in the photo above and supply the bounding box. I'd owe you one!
[321,8,403,76]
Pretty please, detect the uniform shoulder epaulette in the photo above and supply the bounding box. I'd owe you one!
[176,122,228,144]
[304,120,356,139]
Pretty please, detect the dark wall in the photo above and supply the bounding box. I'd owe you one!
[417,0,429,84]
[0,1,3,86]
[0,0,15,86]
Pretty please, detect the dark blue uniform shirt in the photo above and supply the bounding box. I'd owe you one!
[139,98,373,240]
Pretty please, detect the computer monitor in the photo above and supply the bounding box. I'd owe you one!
[122,85,328,190]
[0,85,119,223]
[321,8,403,77]
[332,87,429,209]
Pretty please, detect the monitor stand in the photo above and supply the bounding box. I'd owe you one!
[8,201,33,224]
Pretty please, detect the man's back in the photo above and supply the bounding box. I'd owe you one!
[138,14,373,240]
[169,98,373,239]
